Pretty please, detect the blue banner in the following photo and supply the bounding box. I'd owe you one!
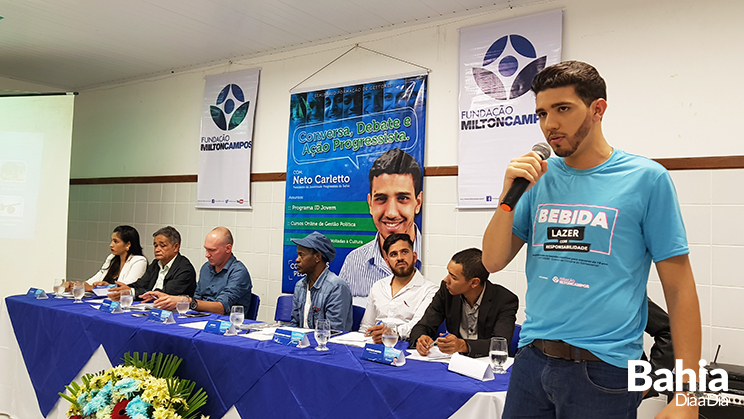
[283,75,427,293]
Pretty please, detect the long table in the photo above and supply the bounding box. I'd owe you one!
[1,294,509,418]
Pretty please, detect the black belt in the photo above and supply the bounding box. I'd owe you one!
[531,339,601,362]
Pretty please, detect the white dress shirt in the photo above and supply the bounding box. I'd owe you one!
[359,269,437,340]
[339,226,422,305]
[87,254,148,285]
[303,287,312,329]
[153,256,176,291]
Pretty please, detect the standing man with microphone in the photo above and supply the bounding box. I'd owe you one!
[483,61,701,419]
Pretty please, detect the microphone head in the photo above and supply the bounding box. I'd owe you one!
[532,143,552,160]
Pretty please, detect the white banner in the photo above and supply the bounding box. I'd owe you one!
[458,10,562,208]
[197,68,260,209]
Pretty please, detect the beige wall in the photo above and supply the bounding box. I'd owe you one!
[69,0,744,179]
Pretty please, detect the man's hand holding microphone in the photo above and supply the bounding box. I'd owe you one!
[499,143,552,212]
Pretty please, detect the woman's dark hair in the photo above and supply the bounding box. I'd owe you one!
[102,225,143,283]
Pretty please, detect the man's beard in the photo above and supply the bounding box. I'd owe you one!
[552,112,592,158]
[392,262,415,278]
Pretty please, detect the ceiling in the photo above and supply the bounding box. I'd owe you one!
[0,0,526,91]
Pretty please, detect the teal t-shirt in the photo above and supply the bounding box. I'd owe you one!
[512,149,688,368]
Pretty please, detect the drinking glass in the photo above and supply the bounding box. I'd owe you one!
[119,290,133,312]
[72,282,85,303]
[315,318,331,351]
[230,305,244,329]
[489,337,508,374]
[176,297,190,318]
[381,323,399,348]
[53,278,65,298]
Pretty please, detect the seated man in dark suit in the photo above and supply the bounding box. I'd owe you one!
[410,248,518,358]
[109,226,196,300]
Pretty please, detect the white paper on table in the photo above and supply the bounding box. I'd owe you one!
[179,320,210,330]
[448,353,494,381]
[407,346,452,363]
[92,288,111,297]
[242,331,274,341]
[242,325,315,341]
[241,327,278,341]
[88,298,106,304]
[129,303,153,311]
[89,305,101,310]
[282,326,314,333]
[329,331,373,348]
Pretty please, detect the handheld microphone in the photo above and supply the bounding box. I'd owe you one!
[499,143,552,212]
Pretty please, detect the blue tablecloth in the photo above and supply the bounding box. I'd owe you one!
[6,294,510,418]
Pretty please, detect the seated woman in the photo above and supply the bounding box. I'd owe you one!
[71,225,147,292]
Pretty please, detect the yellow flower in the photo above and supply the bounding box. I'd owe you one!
[153,406,182,419]
[170,397,186,408]
[141,377,170,407]
[66,404,81,416]
[88,374,109,390]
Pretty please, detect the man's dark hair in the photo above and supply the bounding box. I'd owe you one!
[368,148,422,195]
[451,248,489,285]
[382,233,413,254]
[153,226,181,246]
[531,60,607,106]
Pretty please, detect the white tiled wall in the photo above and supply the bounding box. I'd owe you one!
[66,171,744,368]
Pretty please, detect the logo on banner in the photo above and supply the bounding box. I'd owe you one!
[210,84,251,131]
[472,35,547,101]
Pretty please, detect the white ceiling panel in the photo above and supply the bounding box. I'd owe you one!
[0,0,533,90]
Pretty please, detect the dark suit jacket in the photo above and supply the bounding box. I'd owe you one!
[131,253,197,299]
[409,280,519,358]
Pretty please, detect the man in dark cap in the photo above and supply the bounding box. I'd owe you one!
[290,231,353,331]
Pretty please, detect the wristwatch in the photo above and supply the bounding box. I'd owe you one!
[189,297,198,311]
[679,382,703,397]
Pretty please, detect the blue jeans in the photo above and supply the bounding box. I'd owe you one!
[502,345,642,419]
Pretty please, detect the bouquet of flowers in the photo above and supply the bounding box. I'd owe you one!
[60,352,208,419]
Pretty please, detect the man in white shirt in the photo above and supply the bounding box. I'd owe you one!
[359,233,437,344]
[339,148,423,306]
